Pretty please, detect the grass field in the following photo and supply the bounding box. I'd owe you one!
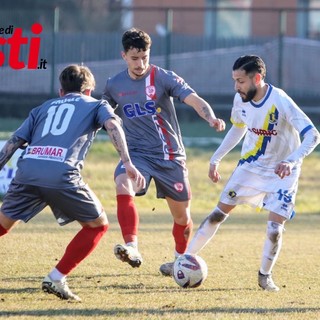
[0,137,319,320]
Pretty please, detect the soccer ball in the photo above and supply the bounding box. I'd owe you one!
[173,254,208,288]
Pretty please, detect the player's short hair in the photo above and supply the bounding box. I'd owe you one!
[122,28,152,52]
[59,64,96,93]
[233,55,266,79]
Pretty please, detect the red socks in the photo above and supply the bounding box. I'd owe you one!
[0,224,8,236]
[172,220,193,254]
[117,195,139,243]
[56,224,108,275]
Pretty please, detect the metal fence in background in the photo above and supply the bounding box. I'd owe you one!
[1,6,320,107]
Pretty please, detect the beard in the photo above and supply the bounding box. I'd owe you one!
[239,86,257,102]
[130,65,149,79]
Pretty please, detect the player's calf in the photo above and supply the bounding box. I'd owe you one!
[187,207,229,255]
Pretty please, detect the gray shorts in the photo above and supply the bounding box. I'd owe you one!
[114,155,191,201]
[1,180,104,226]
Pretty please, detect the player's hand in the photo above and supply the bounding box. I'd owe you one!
[208,163,221,183]
[274,161,294,179]
[123,161,146,190]
[209,118,226,132]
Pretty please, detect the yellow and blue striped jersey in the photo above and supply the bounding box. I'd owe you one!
[231,84,315,176]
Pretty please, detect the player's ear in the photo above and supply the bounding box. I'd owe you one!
[59,88,65,97]
[121,51,127,61]
[254,72,262,85]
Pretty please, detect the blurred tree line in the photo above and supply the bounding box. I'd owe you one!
[0,0,123,32]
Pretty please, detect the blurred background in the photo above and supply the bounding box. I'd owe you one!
[0,0,319,124]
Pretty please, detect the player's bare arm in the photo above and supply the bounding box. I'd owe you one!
[0,135,26,171]
[104,118,131,164]
[183,93,226,132]
[104,118,145,189]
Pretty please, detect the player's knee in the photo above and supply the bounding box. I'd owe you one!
[84,211,109,229]
[115,174,136,195]
[208,207,228,224]
[267,221,283,243]
[99,212,109,228]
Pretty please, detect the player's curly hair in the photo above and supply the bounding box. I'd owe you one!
[233,55,266,79]
[122,28,152,52]
[59,64,96,93]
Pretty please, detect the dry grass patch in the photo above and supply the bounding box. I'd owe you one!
[0,142,319,320]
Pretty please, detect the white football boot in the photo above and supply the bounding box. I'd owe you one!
[258,271,280,292]
[114,244,143,268]
[42,275,81,301]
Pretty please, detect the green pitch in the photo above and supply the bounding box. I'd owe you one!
[0,142,319,320]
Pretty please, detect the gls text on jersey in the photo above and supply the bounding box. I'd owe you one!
[123,101,157,118]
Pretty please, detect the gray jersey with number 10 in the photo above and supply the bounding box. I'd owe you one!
[13,93,117,188]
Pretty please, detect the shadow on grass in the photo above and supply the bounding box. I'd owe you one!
[0,274,253,294]
[0,287,38,294]
[0,306,320,317]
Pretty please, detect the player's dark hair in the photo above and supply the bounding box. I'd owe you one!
[59,64,95,93]
[122,28,152,52]
[233,55,266,79]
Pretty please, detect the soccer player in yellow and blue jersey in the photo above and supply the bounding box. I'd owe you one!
[187,55,320,291]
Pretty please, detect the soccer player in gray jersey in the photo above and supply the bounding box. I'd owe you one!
[0,65,145,301]
[102,28,226,276]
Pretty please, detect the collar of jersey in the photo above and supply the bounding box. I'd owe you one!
[64,92,82,97]
[249,84,273,108]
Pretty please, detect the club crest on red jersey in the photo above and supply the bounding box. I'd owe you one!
[146,85,156,99]
[174,182,184,192]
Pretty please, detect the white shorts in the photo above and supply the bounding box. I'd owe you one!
[219,166,299,219]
